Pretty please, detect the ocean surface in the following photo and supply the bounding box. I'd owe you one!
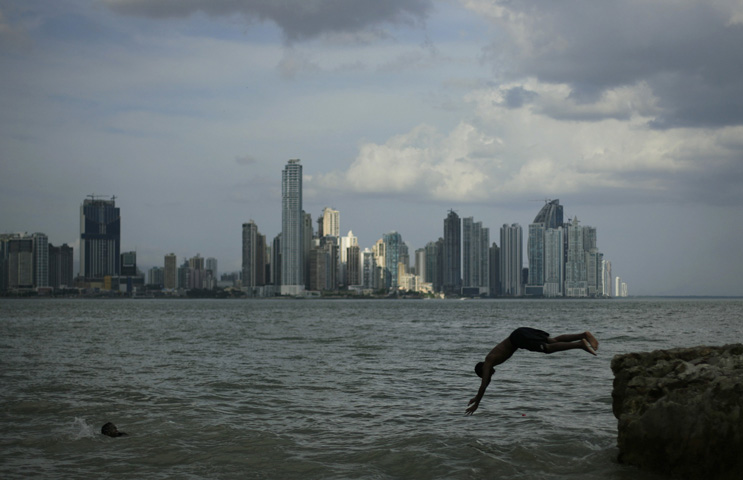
[1,297,741,479]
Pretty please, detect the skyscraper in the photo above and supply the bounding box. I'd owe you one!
[303,212,313,289]
[164,253,177,290]
[383,231,403,289]
[602,259,612,297]
[565,217,588,297]
[415,248,426,281]
[32,232,49,288]
[346,244,361,286]
[362,248,376,290]
[527,200,563,296]
[463,217,490,296]
[120,251,137,276]
[340,230,358,287]
[500,223,523,296]
[243,220,266,290]
[533,199,564,229]
[48,243,73,289]
[543,227,565,297]
[80,195,120,280]
[489,242,500,297]
[526,223,545,296]
[443,210,461,294]
[424,240,440,290]
[281,159,304,295]
[322,207,340,238]
[7,234,33,289]
[206,257,218,280]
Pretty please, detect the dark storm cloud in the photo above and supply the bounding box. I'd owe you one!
[486,0,743,128]
[502,86,538,109]
[106,0,433,41]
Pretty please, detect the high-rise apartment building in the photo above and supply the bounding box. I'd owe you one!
[602,260,612,297]
[526,223,545,296]
[322,207,340,238]
[303,212,313,289]
[424,240,440,291]
[309,237,338,291]
[489,242,500,297]
[6,234,33,289]
[346,244,361,286]
[120,251,137,276]
[164,253,177,290]
[32,232,49,288]
[543,227,565,297]
[80,195,120,280]
[281,159,304,295]
[383,231,403,289]
[340,230,358,287]
[148,266,164,287]
[243,220,266,290]
[565,217,588,297]
[206,257,218,280]
[272,233,282,286]
[361,248,376,290]
[373,238,386,288]
[500,223,523,296]
[49,243,73,289]
[443,210,461,294]
[463,217,490,296]
[527,200,563,297]
[415,248,426,281]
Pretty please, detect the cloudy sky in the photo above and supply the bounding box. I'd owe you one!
[2,0,742,296]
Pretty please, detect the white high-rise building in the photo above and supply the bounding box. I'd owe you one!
[602,260,612,297]
[281,159,304,295]
[322,207,340,238]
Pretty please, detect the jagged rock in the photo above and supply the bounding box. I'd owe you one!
[611,344,743,479]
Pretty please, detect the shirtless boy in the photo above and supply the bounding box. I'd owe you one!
[465,327,599,415]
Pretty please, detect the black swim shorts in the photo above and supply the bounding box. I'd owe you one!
[509,327,550,353]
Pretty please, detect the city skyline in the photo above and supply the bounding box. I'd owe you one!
[2,1,742,296]
[2,190,619,297]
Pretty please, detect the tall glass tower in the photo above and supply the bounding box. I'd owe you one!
[80,195,120,280]
[443,210,461,294]
[281,159,304,295]
[500,223,523,296]
[528,199,564,296]
[383,231,403,289]
[463,217,490,295]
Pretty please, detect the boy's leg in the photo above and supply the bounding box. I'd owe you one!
[549,331,599,350]
[543,339,597,355]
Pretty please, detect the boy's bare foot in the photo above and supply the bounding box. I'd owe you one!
[585,331,599,351]
[582,338,597,356]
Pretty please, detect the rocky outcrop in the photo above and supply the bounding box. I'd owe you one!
[611,344,743,479]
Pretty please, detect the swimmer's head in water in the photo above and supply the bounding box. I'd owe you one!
[474,362,495,378]
[101,422,127,437]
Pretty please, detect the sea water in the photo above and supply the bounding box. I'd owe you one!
[1,297,741,479]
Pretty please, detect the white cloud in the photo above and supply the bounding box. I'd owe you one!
[313,77,742,207]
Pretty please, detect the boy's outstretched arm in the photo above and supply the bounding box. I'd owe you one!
[465,361,493,415]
